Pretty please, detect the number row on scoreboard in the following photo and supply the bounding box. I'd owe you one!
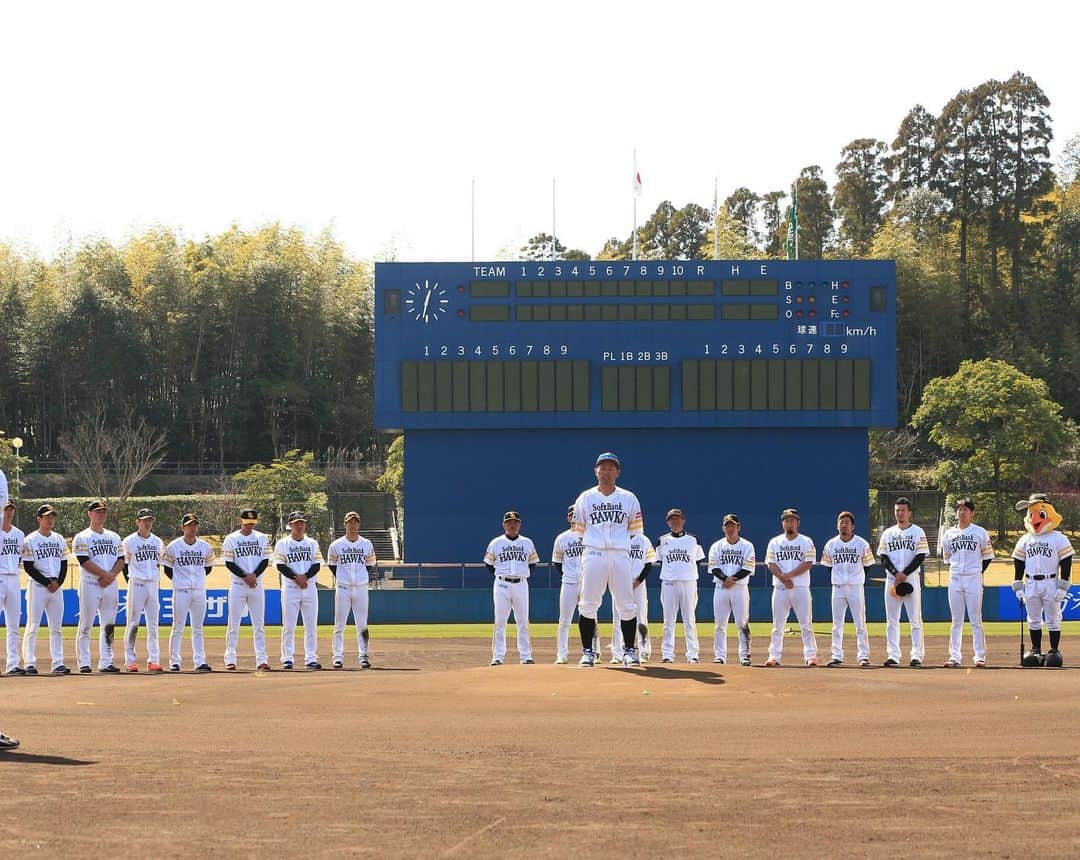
[682,359,871,411]
[400,360,589,413]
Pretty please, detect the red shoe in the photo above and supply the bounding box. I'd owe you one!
[805,658,818,667]
[147,663,164,673]
[765,659,779,667]
[256,663,270,671]
[126,663,139,673]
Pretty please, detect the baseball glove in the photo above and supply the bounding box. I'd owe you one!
[892,581,914,597]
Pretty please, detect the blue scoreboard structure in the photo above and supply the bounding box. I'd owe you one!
[375,260,897,562]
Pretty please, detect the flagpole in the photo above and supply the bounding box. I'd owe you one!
[794,181,799,261]
[632,149,638,261]
[552,177,557,261]
[713,176,719,260]
[471,178,475,263]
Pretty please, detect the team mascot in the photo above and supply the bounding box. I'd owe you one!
[1012,494,1074,667]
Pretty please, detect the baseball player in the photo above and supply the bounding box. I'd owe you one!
[328,511,378,669]
[877,497,928,667]
[21,504,70,674]
[163,513,215,672]
[274,511,323,670]
[552,505,589,664]
[940,498,993,668]
[657,509,704,663]
[765,508,818,667]
[1,501,25,674]
[572,452,644,667]
[484,511,537,666]
[1012,493,1074,667]
[821,511,874,668]
[121,508,164,672]
[0,466,7,511]
[708,513,755,666]
[222,507,271,671]
[73,500,124,673]
[609,531,656,662]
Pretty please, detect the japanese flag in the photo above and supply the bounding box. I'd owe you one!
[632,160,642,196]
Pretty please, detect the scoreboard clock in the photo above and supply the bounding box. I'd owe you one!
[376,260,896,564]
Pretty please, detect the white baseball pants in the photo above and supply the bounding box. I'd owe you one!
[948,575,985,663]
[225,580,267,666]
[492,578,531,662]
[556,579,581,661]
[23,583,65,670]
[0,575,21,671]
[769,586,817,662]
[333,583,370,662]
[124,580,161,666]
[830,584,869,663]
[579,549,635,621]
[281,582,318,664]
[611,582,650,655]
[661,580,699,661]
[170,587,207,667]
[713,583,750,663]
[77,577,119,670]
[1024,578,1064,631]
[885,575,924,662]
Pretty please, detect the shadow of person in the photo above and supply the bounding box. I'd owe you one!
[635,666,725,685]
[0,752,97,766]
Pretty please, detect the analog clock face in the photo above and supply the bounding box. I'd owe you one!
[404,280,449,323]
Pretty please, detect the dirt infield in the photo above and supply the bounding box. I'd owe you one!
[3,632,1080,858]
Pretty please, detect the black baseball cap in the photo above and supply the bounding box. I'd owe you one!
[781,508,800,520]
[87,500,107,513]
[287,511,307,523]
[594,452,621,468]
[36,503,57,517]
[240,508,258,523]
[136,508,156,520]
[503,510,521,523]
[723,513,740,526]
[181,513,199,526]
[666,508,685,521]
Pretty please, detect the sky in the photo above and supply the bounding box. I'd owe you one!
[1,0,1077,263]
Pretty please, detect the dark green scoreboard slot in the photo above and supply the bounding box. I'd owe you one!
[401,360,589,413]
[601,365,670,411]
[682,359,871,411]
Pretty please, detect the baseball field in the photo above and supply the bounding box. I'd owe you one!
[2,622,1080,857]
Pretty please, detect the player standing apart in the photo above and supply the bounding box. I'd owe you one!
[328,511,378,669]
[940,498,993,668]
[708,514,755,666]
[164,514,215,672]
[821,512,873,668]
[222,508,271,670]
[1012,494,1074,667]
[20,504,70,674]
[765,508,818,667]
[610,531,656,662]
[552,505,587,664]
[484,511,537,666]
[573,453,644,667]
[74,500,124,673]
[877,497,928,667]
[0,469,19,747]
[275,512,324,670]
[658,509,704,664]
[121,509,164,672]
[0,501,26,674]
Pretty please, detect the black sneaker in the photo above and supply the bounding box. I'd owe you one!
[909,658,922,668]
[883,658,899,668]
[99,665,120,674]
[195,664,212,673]
[79,666,92,674]
[333,660,344,669]
[53,666,71,675]
[170,664,181,672]
[8,667,26,676]
[826,658,843,667]
[360,656,371,669]
[25,666,39,676]
[305,662,322,670]
[282,660,293,670]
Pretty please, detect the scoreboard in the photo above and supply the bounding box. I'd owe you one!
[375,260,896,563]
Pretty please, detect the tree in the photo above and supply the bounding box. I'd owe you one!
[723,188,761,247]
[376,435,404,507]
[0,435,32,501]
[520,233,564,261]
[234,450,328,539]
[888,105,937,203]
[911,359,1072,541]
[760,190,787,256]
[699,209,758,259]
[636,201,710,259]
[834,138,889,256]
[786,166,833,259]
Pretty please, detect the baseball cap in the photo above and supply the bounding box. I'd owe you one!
[594,452,621,468]
[240,507,258,523]
[502,510,521,523]
[136,508,156,520]
[343,511,361,524]
[780,508,800,520]
[36,503,57,517]
[665,508,685,521]
[287,511,307,523]
[181,513,199,526]
[86,500,107,513]
[723,513,740,526]
[1014,493,1050,511]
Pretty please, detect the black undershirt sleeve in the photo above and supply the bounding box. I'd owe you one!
[163,566,173,580]
[1061,556,1072,581]
[277,563,296,580]
[710,567,726,580]
[76,555,89,567]
[528,563,536,575]
[485,564,495,574]
[879,553,896,574]
[981,558,992,573]
[553,562,563,577]
[901,553,926,576]
[328,564,337,579]
[253,558,268,577]
[23,560,51,587]
[306,562,320,578]
[732,569,751,581]
[225,561,246,578]
[204,567,213,576]
[57,560,67,586]
[636,563,651,585]
[122,562,129,582]
[1014,559,1026,581]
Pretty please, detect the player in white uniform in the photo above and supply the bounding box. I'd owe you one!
[20,504,70,674]
[940,497,994,667]
[765,508,818,667]
[821,512,874,667]
[877,497,928,667]
[484,511,537,665]
[573,453,644,667]
[275,511,324,670]
[610,531,656,662]
[1012,494,1074,667]
[552,505,588,664]
[1,501,26,674]
[73,500,124,673]
[1,468,25,741]
[657,509,705,663]
[222,507,271,670]
[164,513,215,672]
[708,513,756,666]
[121,508,164,672]
[328,511,378,669]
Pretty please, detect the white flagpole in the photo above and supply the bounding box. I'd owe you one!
[713,176,719,260]
[632,149,638,260]
[471,178,475,263]
[794,182,799,261]
[552,177,557,261]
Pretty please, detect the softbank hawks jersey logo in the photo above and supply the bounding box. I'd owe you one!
[233,541,265,559]
[174,550,207,567]
[946,536,980,554]
[589,502,628,525]
[1,536,19,557]
[773,545,805,562]
[1023,542,1056,560]
[831,547,863,565]
[664,547,693,564]
[563,540,584,559]
[130,543,160,563]
[497,545,530,564]
[337,549,369,565]
[629,543,648,562]
[714,547,747,567]
[884,536,918,553]
[87,537,119,556]
[285,547,314,564]
[31,540,65,560]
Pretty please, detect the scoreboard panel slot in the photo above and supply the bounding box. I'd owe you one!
[618,366,636,410]
[784,360,802,411]
[521,361,539,411]
[486,362,504,411]
[733,361,751,410]
[418,362,436,412]
[452,361,469,412]
[653,366,670,410]
[469,281,509,298]
[750,280,779,296]
[635,366,653,411]
[682,361,699,410]
[401,361,418,412]
[854,359,871,410]
[768,360,785,410]
[750,362,768,410]
[699,360,716,410]
[469,361,486,412]
[602,366,619,411]
[470,305,510,322]
[837,359,854,410]
[678,359,872,413]
[819,360,836,409]
[538,361,556,411]
[802,359,819,409]
[716,360,733,410]
[503,361,521,411]
[555,362,573,411]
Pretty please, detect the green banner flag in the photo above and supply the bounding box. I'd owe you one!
[785,182,798,260]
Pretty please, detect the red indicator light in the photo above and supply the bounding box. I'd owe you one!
[457,309,465,318]
[841,281,850,289]
[809,309,817,318]
[842,309,850,318]
[457,285,466,294]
